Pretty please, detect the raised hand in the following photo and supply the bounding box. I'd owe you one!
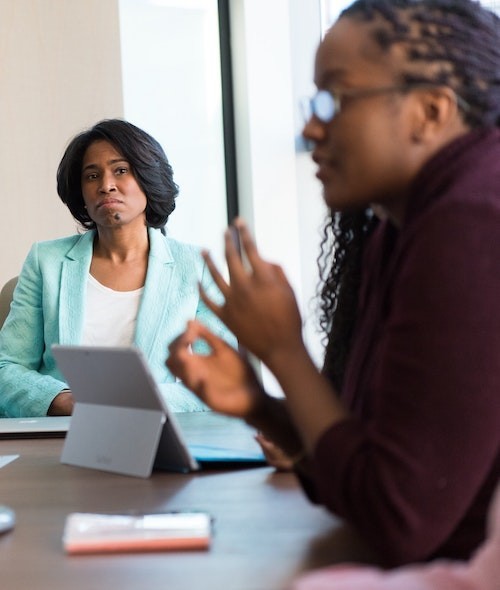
[198,219,305,371]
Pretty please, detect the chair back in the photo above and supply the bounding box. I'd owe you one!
[0,277,18,329]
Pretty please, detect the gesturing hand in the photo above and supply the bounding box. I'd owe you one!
[199,219,305,370]
[166,320,266,419]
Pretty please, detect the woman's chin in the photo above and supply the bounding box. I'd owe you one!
[322,188,351,212]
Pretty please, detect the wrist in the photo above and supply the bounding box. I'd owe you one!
[47,390,74,416]
[244,380,273,428]
[264,339,310,380]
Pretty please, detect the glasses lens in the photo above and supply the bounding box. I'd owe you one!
[313,90,335,122]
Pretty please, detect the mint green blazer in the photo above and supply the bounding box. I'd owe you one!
[0,228,234,417]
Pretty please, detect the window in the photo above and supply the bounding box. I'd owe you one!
[481,0,500,13]
[119,0,230,265]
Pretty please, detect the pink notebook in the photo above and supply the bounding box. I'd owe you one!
[63,511,211,555]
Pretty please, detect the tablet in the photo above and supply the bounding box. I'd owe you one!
[52,345,265,478]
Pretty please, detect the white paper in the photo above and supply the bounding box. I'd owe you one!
[0,455,19,469]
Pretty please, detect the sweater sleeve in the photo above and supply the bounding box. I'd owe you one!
[310,201,500,565]
[0,245,67,417]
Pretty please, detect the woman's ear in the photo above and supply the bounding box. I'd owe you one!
[410,87,464,143]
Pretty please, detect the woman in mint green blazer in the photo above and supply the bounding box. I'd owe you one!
[0,120,234,417]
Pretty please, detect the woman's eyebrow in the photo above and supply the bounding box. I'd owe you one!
[82,158,128,173]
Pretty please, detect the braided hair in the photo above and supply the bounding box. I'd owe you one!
[318,0,500,390]
[342,0,500,128]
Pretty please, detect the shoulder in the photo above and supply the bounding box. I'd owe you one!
[29,233,91,257]
[149,229,204,266]
[165,237,203,261]
[20,233,94,276]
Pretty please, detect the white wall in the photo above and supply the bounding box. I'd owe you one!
[0,0,124,288]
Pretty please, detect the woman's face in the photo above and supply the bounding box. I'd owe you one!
[303,17,428,224]
[81,140,147,230]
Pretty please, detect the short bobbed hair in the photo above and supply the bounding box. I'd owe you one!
[57,119,178,232]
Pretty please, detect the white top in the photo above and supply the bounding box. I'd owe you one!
[81,274,143,346]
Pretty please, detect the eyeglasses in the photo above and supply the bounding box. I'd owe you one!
[301,84,470,124]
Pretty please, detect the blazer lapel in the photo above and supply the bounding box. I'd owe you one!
[134,228,175,357]
[59,232,94,344]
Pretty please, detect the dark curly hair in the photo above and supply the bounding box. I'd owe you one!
[318,0,500,390]
[57,119,178,234]
[318,210,377,390]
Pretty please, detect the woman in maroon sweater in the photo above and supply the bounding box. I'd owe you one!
[166,0,500,567]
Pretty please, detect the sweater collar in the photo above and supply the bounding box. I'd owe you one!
[403,127,500,227]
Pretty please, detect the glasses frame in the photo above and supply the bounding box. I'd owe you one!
[302,84,470,124]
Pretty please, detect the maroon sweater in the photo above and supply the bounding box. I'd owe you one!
[309,128,500,566]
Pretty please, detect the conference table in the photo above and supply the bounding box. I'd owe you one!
[0,413,379,590]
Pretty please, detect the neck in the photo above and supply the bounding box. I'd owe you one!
[94,225,150,263]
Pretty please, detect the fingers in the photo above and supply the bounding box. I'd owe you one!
[166,330,192,376]
[233,218,266,275]
[168,320,228,361]
[232,219,282,283]
[201,250,230,298]
[272,263,290,283]
[255,432,294,472]
[186,320,229,353]
[224,227,247,284]
[255,432,276,452]
[165,320,208,391]
[204,218,283,295]
[198,282,225,321]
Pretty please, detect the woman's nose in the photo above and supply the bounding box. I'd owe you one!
[302,115,326,144]
[99,172,116,193]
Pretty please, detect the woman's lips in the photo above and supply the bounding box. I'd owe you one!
[97,198,122,209]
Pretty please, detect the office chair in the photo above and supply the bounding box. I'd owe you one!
[0,277,18,329]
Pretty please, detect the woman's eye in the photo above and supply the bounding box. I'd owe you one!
[116,167,128,175]
[85,173,98,181]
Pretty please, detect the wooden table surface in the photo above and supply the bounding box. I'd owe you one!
[0,415,378,590]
